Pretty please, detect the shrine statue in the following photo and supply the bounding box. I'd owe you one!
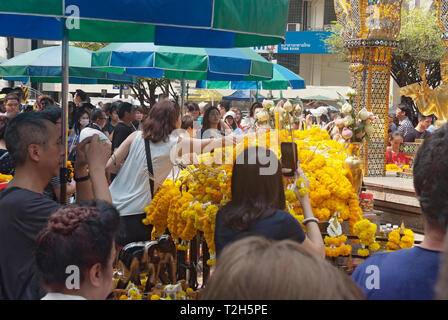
[155,234,177,284]
[399,51,448,128]
[117,241,158,289]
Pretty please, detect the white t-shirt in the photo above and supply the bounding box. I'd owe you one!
[41,292,87,300]
[110,131,179,216]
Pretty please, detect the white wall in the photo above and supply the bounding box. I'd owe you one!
[0,37,8,88]
[310,0,325,28]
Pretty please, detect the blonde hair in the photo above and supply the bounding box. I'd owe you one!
[201,236,364,300]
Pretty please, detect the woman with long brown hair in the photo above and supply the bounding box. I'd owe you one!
[215,146,324,258]
[107,100,235,246]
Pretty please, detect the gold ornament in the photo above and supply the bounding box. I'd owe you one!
[334,0,403,177]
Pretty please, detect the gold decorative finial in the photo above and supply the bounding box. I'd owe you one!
[334,0,403,43]
[399,51,448,127]
[400,221,405,236]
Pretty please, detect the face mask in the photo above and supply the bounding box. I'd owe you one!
[80,119,89,126]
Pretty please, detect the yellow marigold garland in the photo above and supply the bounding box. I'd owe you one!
[386,227,414,251]
[142,127,363,255]
[353,219,380,257]
[0,173,13,183]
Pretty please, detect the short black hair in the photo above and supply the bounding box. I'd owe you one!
[397,103,412,119]
[389,131,403,140]
[0,87,14,95]
[187,102,200,113]
[40,106,62,124]
[91,108,105,122]
[413,124,448,233]
[181,115,194,130]
[418,113,432,121]
[102,102,112,114]
[117,102,133,119]
[110,100,122,114]
[5,112,53,166]
[12,87,24,100]
[219,100,231,112]
[250,102,263,117]
[5,93,20,104]
[75,89,87,102]
[0,116,9,140]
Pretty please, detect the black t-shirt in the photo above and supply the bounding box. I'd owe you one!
[43,176,61,201]
[111,122,135,151]
[103,118,115,135]
[403,128,432,143]
[214,209,306,258]
[0,187,61,300]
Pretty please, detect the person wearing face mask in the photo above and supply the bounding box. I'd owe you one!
[68,108,91,162]
[77,109,112,146]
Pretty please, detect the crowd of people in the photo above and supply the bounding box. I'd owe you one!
[385,104,434,167]
[0,86,448,301]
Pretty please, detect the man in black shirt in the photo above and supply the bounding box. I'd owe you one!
[404,113,432,142]
[0,112,112,300]
[111,102,136,153]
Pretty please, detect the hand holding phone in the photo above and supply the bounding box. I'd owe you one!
[281,142,298,177]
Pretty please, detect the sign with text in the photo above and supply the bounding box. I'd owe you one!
[278,31,331,54]
[252,45,278,54]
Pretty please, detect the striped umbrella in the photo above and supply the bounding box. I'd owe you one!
[0,1,290,47]
[0,46,136,84]
[196,64,306,90]
[91,43,273,81]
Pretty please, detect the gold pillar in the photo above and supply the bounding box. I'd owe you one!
[334,0,403,176]
[435,0,448,46]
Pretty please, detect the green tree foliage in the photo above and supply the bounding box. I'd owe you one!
[70,42,109,52]
[324,8,444,88]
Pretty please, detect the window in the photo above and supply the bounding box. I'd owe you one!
[303,1,312,31]
[324,0,337,25]
[288,0,302,24]
[277,54,300,75]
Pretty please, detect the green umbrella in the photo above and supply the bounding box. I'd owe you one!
[0,45,136,84]
[0,1,289,47]
[92,43,273,80]
[196,64,305,90]
[303,95,335,101]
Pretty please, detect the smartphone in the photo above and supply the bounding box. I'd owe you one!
[281,142,298,177]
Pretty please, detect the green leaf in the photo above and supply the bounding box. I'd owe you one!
[336,92,347,107]
[365,134,372,145]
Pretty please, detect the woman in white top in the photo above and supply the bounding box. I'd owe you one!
[224,111,243,135]
[36,201,120,300]
[241,102,265,133]
[107,100,235,247]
